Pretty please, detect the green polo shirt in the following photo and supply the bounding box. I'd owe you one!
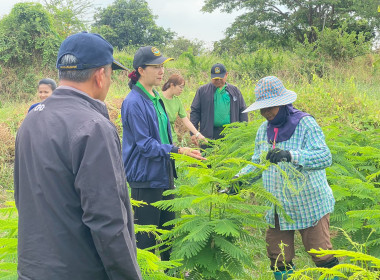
[136,82,170,144]
[161,95,187,144]
[214,85,231,127]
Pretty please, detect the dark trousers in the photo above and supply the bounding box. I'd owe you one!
[131,188,175,261]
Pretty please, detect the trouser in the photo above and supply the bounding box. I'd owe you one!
[266,213,336,269]
[131,188,175,261]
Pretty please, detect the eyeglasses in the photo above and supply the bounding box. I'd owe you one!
[177,85,185,89]
[151,65,164,70]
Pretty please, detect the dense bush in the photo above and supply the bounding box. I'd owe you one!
[0,2,61,66]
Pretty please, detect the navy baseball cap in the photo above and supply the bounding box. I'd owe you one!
[211,63,227,79]
[56,31,128,71]
[133,46,173,69]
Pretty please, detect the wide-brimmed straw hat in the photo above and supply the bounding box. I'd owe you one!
[243,76,297,113]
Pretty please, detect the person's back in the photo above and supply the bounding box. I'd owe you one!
[15,89,120,279]
[14,32,142,280]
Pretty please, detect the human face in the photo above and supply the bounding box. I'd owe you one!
[211,73,227,89]
[173,83,185,96]
[139,64,165,87]
[38,84,53,101]
[260,106,280,121]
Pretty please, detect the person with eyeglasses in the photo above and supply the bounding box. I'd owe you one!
[121,46,205,261]
[161,74,206,145]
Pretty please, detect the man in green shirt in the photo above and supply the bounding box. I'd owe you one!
[190,63,248,146]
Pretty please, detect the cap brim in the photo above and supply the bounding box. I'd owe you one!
[145,56,174,65]
[112,60,129,71]
[211,73,226,79]
[243,90,297,113]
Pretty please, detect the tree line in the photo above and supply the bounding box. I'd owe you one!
[0,0,379,67]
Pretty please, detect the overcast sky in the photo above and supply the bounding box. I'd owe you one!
[0,0,244,45]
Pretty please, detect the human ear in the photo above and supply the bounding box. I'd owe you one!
[95,67,105,88]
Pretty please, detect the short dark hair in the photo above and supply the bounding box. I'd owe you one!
[38,78,57,91]
[58,54,111,82]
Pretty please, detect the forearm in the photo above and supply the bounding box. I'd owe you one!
[182,117,199,135]
[290,147,332,170]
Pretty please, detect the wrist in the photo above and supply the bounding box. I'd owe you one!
[195,132,201,138]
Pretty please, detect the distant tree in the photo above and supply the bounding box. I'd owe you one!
[163,37,206,57]
[0,2,60,66]
[92,0,175,49]
[42,0,93,38]
[202,0,379,50]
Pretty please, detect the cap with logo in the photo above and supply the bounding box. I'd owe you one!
[211,63,227,79]
[56,31,128,71]
[133,46,173,69]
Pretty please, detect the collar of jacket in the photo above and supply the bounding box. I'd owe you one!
[132,84,156,101]
[132,84,168,111]
[54,86,110,119]
[131,84,173,145]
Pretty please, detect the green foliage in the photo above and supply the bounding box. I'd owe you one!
[153,122,285,279]
[298,27,371,62]
[92,0,175,49]
[0,2,61,66]
[0,201,18,279]
[290,224,380,279]
[42,0,92,38]
[162,37,206,58]
[324,125,380,255]
[202,0,380,52]
[230,49,283,78]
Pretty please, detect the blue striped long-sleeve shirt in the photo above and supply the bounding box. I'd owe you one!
[239,116,335,230]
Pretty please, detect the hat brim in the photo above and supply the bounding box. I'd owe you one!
[211,73,226,79]
[243,90,297,113]
[112,60,129,71]
[145,56,174,66]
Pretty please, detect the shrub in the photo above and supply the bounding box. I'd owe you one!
[0,2,61,67]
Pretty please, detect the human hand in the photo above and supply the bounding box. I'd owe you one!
[191,135,199,146]
[197,133,208,143]
[179,147,206,160]
[266,148,291,164]
[217,176,241,195]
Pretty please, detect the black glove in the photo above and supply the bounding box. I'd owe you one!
[266,148,291,164]
[217,176,241,195]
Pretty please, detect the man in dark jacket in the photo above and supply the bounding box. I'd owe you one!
[14,32,142,280]
[190,63,248,146]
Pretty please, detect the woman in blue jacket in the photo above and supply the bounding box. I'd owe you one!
[121,46,204,260]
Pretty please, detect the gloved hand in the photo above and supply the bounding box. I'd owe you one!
[217,176,242,195]
[266,148,291,164]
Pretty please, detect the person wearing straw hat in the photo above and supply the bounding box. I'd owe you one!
[121,46,205,261]
[237,76,338,280]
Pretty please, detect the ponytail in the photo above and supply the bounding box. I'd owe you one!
[162,80,171,91]
[128,70,140,89]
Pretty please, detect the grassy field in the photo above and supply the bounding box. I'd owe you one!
[0,49,379,279]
